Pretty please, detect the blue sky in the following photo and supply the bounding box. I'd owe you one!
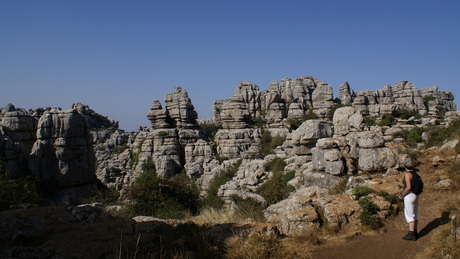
[1,0,459,131]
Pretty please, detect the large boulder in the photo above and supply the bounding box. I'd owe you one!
[264,186,327,235]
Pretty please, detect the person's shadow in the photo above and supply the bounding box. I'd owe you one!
[418,212,450,239]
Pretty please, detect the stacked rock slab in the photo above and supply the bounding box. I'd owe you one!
[0,104,37,177]
[144,86,206,177]
[342,81,456,118]
[29,108,98,205]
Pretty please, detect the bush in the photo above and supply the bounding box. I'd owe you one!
[358,197,381,228]
[257,171,295,206]
[253,116,266,128]
[157,131,168,137]
[0,173,45,211]
[378,114,395,127]
[397,127,425,147]
[286,111,319,131]
[259,130,274,157]
[264,157,286,173]
[352,185,374,199]
[204,159,242,209]
[377,190,399,204]
[127,171,201,219]
[271,136,286,149]
[394,108,418,120]
[88,186,120,205]
[425,120,460,147]
[423,95,436,104]
[363,116,377,126]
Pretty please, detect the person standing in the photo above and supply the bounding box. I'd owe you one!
[401,167,419,241]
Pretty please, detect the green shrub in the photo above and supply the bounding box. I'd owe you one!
[130,151,140,168]
[352,185,374,199]
[358,197,381,228]
[394,108,418,120]
[286,111,319,131]
[282,170,296,184]
[377,190,399,204]
[378,114,395,127]
[0,173,45,211]
[423,95,436,104]
[258,130,286,158]
[253,116,266,128]
[425,120,460,147]
[205,159,242,209]
[257,171,295,206]
[264,157,286,173]
[286,117,304,131]
[127,171,201,219]
[436,105,446,119]
[405,127,425,146]
[259,130,274,157]
[89,186,120,205]
[363,116,377,126]
[271,136,286,149]
[157,131,168,137]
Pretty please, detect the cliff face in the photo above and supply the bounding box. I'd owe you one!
[0,76,458,216]
[0,103,116,205]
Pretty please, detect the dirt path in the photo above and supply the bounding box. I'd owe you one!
[311,157,450,259]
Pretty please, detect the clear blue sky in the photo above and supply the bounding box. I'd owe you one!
[1,0,459,131]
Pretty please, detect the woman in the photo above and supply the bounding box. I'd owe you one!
[401,167,419,241]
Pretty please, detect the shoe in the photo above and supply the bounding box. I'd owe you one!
[402,232,417,241]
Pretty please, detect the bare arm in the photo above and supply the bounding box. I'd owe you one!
[402,172,413,196]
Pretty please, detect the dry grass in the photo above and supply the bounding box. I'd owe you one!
[418,151,460,259]
[416,224,460,259]
[224,232,284,259]
[189,207,256,226]
[224,229,319,259]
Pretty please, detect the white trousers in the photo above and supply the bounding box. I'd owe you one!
[404,192,419,222]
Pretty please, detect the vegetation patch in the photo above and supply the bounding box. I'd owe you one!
[352,185,375,199]
[204,159,242,209]
[127,169,201,219]
[263,157,286,173]
[358,197,381,228]
[258,130,286,158]
[256,170,295,206]
[0,172,45,211]
[329,177,348,195]
[230,195,265,222]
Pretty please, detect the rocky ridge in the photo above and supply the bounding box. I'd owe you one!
[0,76,458,233]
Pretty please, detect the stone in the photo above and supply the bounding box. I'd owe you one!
[358,148,398,172]
[434,179,454,190]
[164,86,199,129]
[264,186,328,235]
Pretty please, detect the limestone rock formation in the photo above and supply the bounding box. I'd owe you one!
[29,108,98,205]
[0,103,114,205]
[1,75,457,236]
[264,186,327,235]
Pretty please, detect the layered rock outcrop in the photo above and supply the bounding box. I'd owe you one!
[1,75,457,234]
[0,104,114,205]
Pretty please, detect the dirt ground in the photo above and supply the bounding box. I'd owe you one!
[311,155,451,259]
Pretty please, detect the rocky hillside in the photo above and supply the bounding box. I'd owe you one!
[1,75,459,257]
[0,76,457,219]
